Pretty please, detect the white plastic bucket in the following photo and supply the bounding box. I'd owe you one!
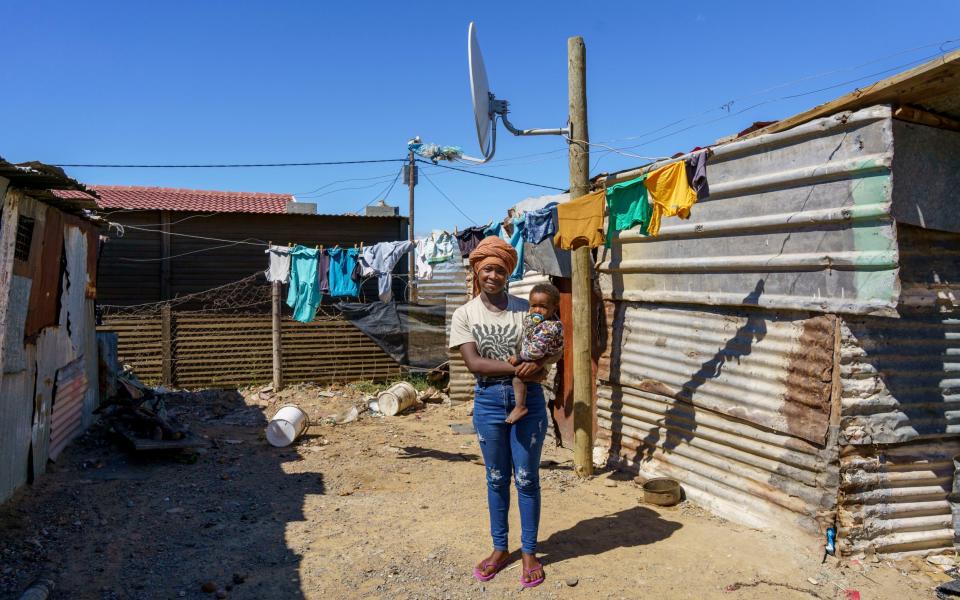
[266,405,309,447]
[377,382,418,416]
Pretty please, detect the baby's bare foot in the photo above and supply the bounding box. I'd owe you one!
[505,405,528,424]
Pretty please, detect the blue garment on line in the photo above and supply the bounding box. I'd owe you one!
[285,245,320,323]
[523,203,558,245]
[473,379,548,554]
[508,217,525,281]
[327,247,360,298]
[483,222,502,238]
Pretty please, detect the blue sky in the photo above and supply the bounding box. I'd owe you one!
[3,2,957,236]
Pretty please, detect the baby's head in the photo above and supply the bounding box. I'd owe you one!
[529,283,561,319]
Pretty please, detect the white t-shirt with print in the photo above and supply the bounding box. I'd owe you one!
[448,295,529,361]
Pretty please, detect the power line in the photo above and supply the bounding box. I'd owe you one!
[54,158,407,168]
[419,171,479,225]
[366,166,403,207]
[292,170,401,195]
[416,159,565,191]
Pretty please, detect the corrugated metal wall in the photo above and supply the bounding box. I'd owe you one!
[837,223,960,556]
[0,187,100,503]
[594,107,901,540]
[600,105,899,316]
[597,300,839,536]
[99,312,402,389]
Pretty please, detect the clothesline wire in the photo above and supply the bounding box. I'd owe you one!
[117,238,265,262]
[419,170,480,226]
[113,222,269,246]
[416,159,565,191]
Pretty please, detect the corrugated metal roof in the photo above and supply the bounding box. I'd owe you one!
[0,156,99,213]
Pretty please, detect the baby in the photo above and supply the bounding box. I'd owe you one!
[506,283,564,424]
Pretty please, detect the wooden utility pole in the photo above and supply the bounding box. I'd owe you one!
[568,36,593,478]
[407,150,418,303]
[271,280,283,391]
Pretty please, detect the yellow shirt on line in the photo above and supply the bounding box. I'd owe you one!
[553,189,605,250]
[644,161,697,236]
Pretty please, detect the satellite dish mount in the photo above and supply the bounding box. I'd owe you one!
[462,22,570,164]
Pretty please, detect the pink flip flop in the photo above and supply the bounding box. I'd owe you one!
[473,557,510,582]
[521,562,545,588]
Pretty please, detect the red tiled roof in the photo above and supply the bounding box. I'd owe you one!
[72,185,294,214]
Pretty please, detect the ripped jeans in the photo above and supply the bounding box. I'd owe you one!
[473,379,548,554]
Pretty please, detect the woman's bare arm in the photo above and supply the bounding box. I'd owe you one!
[458,342,515,377]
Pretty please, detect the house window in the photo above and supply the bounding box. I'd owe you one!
[14,216,35,261]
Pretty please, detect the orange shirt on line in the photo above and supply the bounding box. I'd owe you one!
[643,161,697,236]
[553,189,605,250]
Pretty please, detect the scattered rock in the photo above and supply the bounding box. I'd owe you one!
[200,581,217,593]
[603,479,617,488]
[565,577,579,587]
[807,577,819,585]
[166,507,184,514]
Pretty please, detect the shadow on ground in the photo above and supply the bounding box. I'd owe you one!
[0,393,324,600]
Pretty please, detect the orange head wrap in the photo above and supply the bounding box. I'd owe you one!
[469,236,517,295]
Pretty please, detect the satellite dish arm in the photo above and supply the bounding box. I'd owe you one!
[499,111,569,137]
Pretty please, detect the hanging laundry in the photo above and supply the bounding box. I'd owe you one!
[423,231,461,265]
[414,240,433,280]
[285,246,321,323]
[524,239,571,278]
[553,189,605,250]
[605,175,651,248]
[360,240,415,302]
[685,151,710,201]
[644,161,698,236]
[507,216,526,281]
[483,222,502,238]
[524,204,558,244]
[264,245,292,283]
[317,250,331,295]
[327,247,360,298]
[456,226,486,257]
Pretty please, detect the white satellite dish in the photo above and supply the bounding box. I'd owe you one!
[468,22,491,158]
[459,22,568,164]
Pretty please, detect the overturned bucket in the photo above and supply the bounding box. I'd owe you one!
[378,382,418,416]
[266,405,310,447]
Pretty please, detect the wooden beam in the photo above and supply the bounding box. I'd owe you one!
[894,105,960,132]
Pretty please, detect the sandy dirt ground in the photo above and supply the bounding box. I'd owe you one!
[0,382,948,599]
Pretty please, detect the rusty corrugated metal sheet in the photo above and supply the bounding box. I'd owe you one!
[24,202,63,337]
[598,382,838,535]
[600,105,899,317]
[839,439,960,557]
[49,357,87,461]
[599,301,835,444]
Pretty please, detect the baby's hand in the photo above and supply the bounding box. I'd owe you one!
[507,355,520,366]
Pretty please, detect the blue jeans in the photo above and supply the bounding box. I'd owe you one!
[473,379,549,554]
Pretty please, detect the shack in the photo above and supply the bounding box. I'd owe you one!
[597,51,960,557]
[81,185,410,388]
[0,159,102,504]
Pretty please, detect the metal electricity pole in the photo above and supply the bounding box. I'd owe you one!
[406,150,418,303]
[568,35,593,478]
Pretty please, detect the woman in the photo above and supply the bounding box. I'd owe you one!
[448,236,549,588]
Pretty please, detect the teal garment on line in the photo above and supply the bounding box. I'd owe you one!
[605,175,651,248]
[483,222,502,238]
[327,247,360,298]
[508,217,526,281]
[285,245,321,323]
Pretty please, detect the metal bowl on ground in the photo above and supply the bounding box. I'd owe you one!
[642,477,681,506]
